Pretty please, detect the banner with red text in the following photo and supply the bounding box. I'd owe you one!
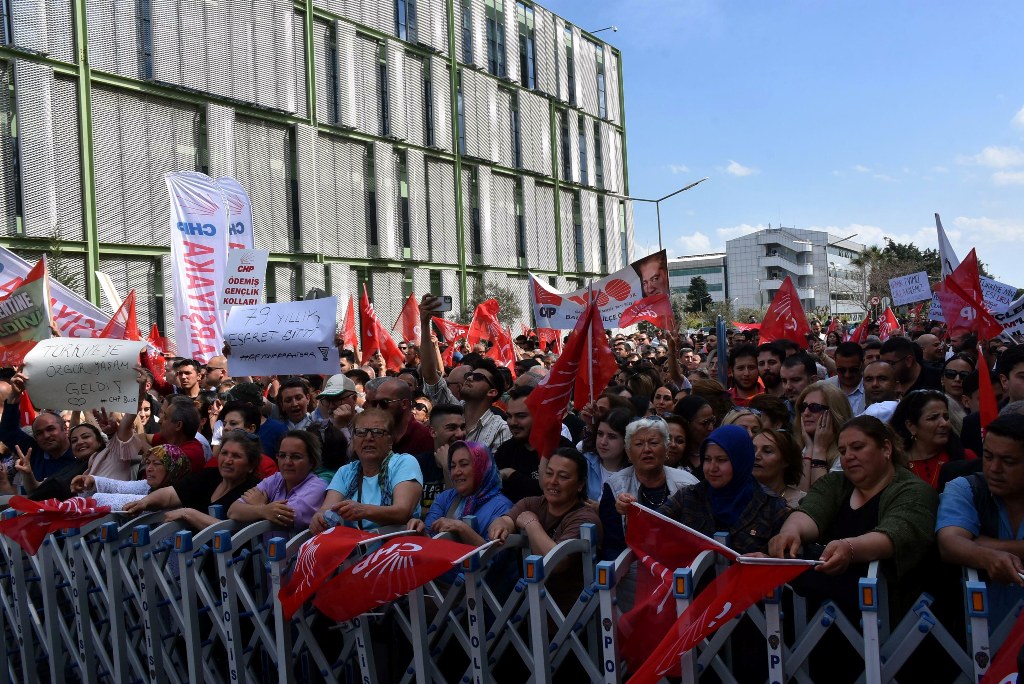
[215,177,255,250]
[0,257,52,367]
[167,172,229,363]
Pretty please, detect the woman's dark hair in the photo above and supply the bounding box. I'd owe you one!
[139,393,160,433]
[673,395,711,422]
[550,447,588,501]
[193,394,215,441]
[220,400,261,429]
[69,423,106,450]
[757,428,803,487]
[625,373,656,400]
[943,353,976,370]
[747,393,792,431]
[629,395,651,417]
[595,408,633,471]
[279,429,323,470]
[690,378,734,423]
[220,430,262,469]
[841,415,906,468]
[890,389,952,452]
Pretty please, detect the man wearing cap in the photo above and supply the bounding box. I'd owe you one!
[229,382,288,458]
[316,374,360,444]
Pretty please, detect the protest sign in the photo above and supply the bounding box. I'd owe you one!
[224,298,339,376]
[23,338,145,413]
[995,294,1024,336]
[0,258,52,367]
[888,271,931,307]
[219,249,269,311]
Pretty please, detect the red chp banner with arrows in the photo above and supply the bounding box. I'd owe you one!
[757,276,812,347]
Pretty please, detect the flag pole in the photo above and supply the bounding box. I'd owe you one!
[587,280,595,405]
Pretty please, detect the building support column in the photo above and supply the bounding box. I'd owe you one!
[72,0,100,305]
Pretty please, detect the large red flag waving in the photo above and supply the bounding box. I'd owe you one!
[359,286,380,364]
[485,325,517,378]
[757,277,812,347]
[313,535,477,622]
[0,497,111,555]
[341,295,359,354]
[935,253,1004,340]
[618,293,675,330]
[574,297,619,408]
[876,307,900,341]
[467,299,501,346]
[279,525,374,619]
[432,316,470,343]
[847,316,871,344]
[393,293,421,343]
[99,289,142,341]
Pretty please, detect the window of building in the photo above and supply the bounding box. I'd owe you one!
[676,283,724,293]
[618,201,628,266]
[577,114,587,184]
[398,150,411,257]
[593,39,607,119]
[485,0,506,78]
[516,179,526,265]
[469,167,482,256]
[395,0,418,43]
[564,25,575,105]
[509,90,522,168]
[456,74,466,154]
[596,197,608,272]
[573,192,583,271]
[429,270,442,296]
[592,121,604,189]
[325,23,340,124]
[136,0,154,79]
[559,110,571,180]
[423,61,435,147]
[461,0,474,63]
[669,266,723,277]
[516,2,536,89]
[364,145,378,246]
[377,43,390,136]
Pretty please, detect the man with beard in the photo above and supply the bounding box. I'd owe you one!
[881,336,942,393]
[494,386,572,503]
[414,404,467,517]
[780,353,817,416]
[756,343,785,398]
[916,334,947,369]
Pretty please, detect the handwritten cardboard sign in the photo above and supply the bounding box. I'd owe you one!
[219,248,269,311]
[224,298,339,375]
[23,338,145,413]
[888,271,931,307]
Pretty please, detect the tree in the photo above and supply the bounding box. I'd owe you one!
[684,276,713,314]
[46,224,81,293]
[463,279,524,328]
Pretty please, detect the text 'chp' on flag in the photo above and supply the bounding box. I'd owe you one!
[757,276,812,347]
[933,248,1004,340]
[525,297,617,458]
[0,256,52,367]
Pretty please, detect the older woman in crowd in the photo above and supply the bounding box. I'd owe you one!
[794,381,853,490]
[123,430,261,528]
[408,440,511,545]
[753,428,805,507]
[601,417,699,561]
[890,389,975,490]
[310,409,423,532]
[71,444,191,509]
[228,430,327,531]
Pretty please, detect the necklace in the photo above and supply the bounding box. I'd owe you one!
[638,483,670,509]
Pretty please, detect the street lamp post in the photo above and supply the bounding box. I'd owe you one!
[615,177,709,251]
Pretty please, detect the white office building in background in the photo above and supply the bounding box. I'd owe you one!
[667,253,728,303]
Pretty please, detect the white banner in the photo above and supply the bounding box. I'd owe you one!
[0,246,109,338]
[888,271,931,307]
[23,338,146,413]
[995,293,1024,336]
[219,249,269,311]
[216,177,255,250]
[167,171,229,363]
[530,250,668,329]
[224,298,339,376]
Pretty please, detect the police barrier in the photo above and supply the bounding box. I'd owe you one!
[0,510,1018,683]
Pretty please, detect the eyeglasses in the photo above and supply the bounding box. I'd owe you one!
[942,369,971,380]
[465,371,495,389]
[353,427,389,438]
[412,403,430,412]
[798,402,829,414]
[367,398,401,409]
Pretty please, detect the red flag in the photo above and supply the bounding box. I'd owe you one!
[537,327,559,352]
[467,299,501,346]
[981,607,1024,683]
[431,316,470,343]
[313,535,476,622]
[574,297,619,408]
[147,323,167,354]
[631,559,811,683]
[359,286,380,364]
[142,322,167,391]
[99,289,142,341]
[619,505,738,670]
[485,325,517,378]
[910,301,926,322]
[0,258,52,366]
[935,263,1004,340]
[977,343,1000,434]
[848,316,871,344]
[341,295,359,354]
[278,525,374,619]
[618,293,675,330]
[827,317,839,335]
[375,319,407,371]
[876,307,900,341]
[731,321,761,332]
[440,342,457,367]
[19,391,36,425]
[0,497,111,555]
[392,293,421,343]
[757,277,812,347]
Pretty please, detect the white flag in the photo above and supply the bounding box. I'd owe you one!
[167,172,229,363]
[216,177,255,250]
[935,213,960,279]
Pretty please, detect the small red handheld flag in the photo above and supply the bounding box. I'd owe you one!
[0,497,111,555]
[278,525,374,619]
[757,277,812,347]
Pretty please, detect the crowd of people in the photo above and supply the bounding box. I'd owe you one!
[1,296,1023,680]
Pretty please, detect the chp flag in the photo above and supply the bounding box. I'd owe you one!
[167,171,230,363]
[757,276,812,347]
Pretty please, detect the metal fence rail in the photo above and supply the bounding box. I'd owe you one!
[0,508,1016,683]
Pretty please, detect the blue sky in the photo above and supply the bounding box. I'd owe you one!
[542,0,1024,282]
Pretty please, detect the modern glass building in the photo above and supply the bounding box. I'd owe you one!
[0,0,631,346]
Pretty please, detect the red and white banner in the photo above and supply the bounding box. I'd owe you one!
[167,172,229,363]
[279,525,373,619]
[758,276,812,347]
[0,246,108,338]
[0,496,110,555]
[215,177,255,250]
[432,317,470,343]
[618,293,675,330]
[876,307,900,341]
[0,257,52,367]
[313,535,476,623]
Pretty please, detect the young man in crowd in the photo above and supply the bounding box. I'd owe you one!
[756,343,785,398]
[826,342,866,415]
[493,386,573,503]
[415,404,467,516]
[727,344,763,407]
[881,336,942,393]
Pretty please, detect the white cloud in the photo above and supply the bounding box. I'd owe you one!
[1013,106,1024,129]
[957,146,1024,168]
[669,164,690,174]
[832,170,843,176]
[725,160,758,177]
[952,216,1024,242]
[716,223,766,242]
[852,164,871,173]
[992,170,1024,186]
[675,231,712,253]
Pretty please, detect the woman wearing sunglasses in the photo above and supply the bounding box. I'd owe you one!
[890,389,975,490]
[410,395,433,425]
[940,354,974,435]
[794,381,853,491]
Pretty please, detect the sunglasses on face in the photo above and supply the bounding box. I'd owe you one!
[412,403,430,412]
[353,427,389,438]
[798,402,829,414]
[367,398,401,409]
[942,369,971,380]
[465,372,495,389]
[836,367,861,375]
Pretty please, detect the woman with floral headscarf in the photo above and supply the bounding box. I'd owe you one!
[70,444,191,510]
[407,441,512,545]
